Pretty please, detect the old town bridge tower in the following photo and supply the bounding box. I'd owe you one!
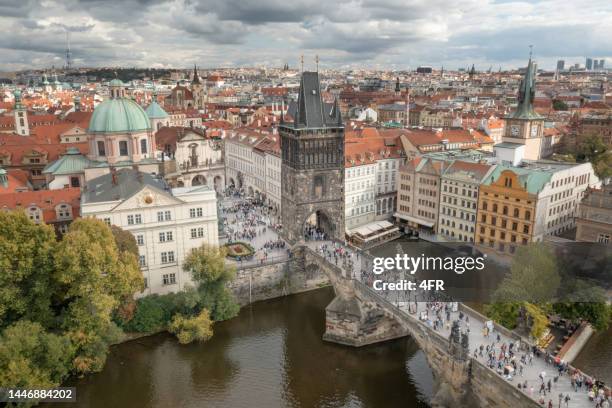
[279,71,345,244]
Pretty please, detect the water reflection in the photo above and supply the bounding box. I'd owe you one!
[51,288,433,408]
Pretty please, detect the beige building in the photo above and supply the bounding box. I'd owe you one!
[575,184,612,244]
[395,157,446,233]
[438,161,495,242]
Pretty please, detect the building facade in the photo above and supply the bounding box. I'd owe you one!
[575,184,612,244]
[81,168,218,296]
[437,161,494,242]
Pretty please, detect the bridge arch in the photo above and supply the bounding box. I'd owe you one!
[303,209,336,241]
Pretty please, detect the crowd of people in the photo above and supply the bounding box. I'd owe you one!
[220,189,286,265]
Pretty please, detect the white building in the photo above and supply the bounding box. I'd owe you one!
[344,154,377,230]
[81,168,219,296]
[522,161,601,237]
[224,129,281,208]
[170,129,225,192]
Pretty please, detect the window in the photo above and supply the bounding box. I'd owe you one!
[597,234,610,244]
[513,208,519,217]
[70,176,80,188]
[523,225,529,234]
[492,204,498,212]
[103,217,111,226]
[128,214,142,225]
[191,227,205,239]
[159,231,173,242]
[97,140,106,156]
[190,208,203,218]
[525,211,531,221]
[136,234,144,246]
[157,211,164,222]
[139,255,146,267]
[164,210,171,221]
[119,140,128,156]
[161,251,175,264]
[163,273,176,285]
[140,139,147,154]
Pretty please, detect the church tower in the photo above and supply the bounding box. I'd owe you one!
[501,55,545,160]
[190,65,207,110]
[279,71,345,244]
[13,90,29,136]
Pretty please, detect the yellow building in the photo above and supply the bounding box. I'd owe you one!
[475,168,542,254]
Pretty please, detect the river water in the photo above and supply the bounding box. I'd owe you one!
[57,288,434,408]
[53,239,610,407]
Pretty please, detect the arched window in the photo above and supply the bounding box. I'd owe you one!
[525,211,531,221]
[502,206,508,215]
[492,203,498,212]
[513,208,520,217]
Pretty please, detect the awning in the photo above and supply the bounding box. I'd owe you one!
[347,220,399,241]
[393,212,435,228]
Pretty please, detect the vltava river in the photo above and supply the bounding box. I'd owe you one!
[57,288,434,407]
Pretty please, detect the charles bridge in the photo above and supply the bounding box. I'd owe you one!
[230,240,603,408]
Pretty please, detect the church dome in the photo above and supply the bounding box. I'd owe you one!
[88,98,151,134]
[145,101,168,119]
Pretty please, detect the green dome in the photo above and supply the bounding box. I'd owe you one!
[109,78,124,87]
[88,98,151,134]
[145,101,168,119]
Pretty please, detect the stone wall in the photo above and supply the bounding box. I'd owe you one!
[228,247,329,305]
[469,359,541,408]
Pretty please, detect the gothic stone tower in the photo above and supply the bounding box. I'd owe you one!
[280,71,345,244]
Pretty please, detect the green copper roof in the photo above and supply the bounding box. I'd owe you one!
[508,57,543,120]
[109,78,124,87]
[88,98,151,133]
[43,147,95,175]
[484,165,551,194]
[145,101,168,119]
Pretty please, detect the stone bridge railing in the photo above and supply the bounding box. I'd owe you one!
[299,243,546,408]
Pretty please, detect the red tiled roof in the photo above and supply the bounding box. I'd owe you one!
[0,188,81,224]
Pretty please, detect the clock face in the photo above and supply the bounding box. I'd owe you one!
[530,125,538,137]
[510,125,520,137]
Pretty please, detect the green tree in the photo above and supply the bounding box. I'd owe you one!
[552,99,568,111]
[493,243,560,304]
[53,218,143,374]
[553,281,611,330]
[0,320,73,389]
[0,211,56,328]
[184,245,235,284]
[111,225,139,258]
[183,245,239,321]
[168,309,213,344]
[577,134,608,163]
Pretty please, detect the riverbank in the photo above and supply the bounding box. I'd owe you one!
[47,288,434,408]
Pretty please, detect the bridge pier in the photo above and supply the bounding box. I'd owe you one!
[323,283,409,347]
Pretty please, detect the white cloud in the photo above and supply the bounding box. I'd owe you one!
[0,0,610,70]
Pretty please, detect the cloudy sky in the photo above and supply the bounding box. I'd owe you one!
[0,0,611,71]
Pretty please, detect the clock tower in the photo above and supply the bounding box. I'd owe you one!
[502,55,545,160]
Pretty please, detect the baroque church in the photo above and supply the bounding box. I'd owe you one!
[165,65,208,110]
